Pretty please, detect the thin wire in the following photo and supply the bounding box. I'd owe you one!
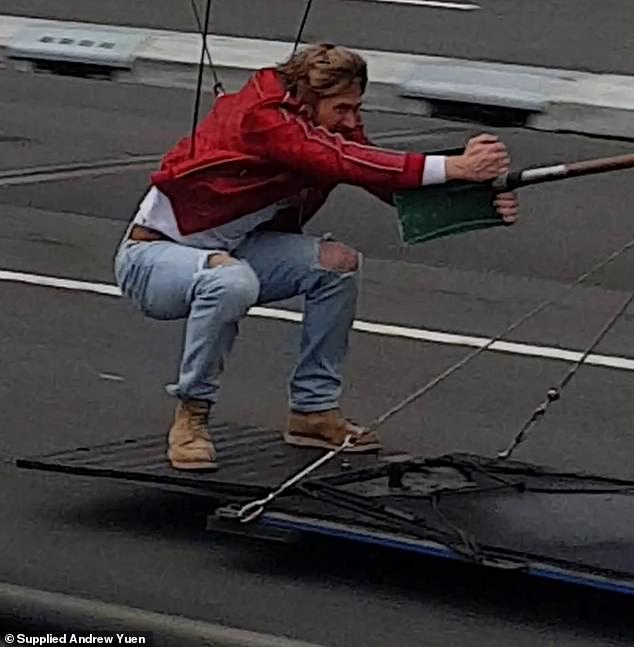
[190,0,225,95]
[189,0,213,159]
[498,290,634,459]
[364,232,634,436]
[293,0,314,53]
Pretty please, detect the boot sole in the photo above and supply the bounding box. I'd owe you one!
[283,432,381,453]
[169,460,219,471]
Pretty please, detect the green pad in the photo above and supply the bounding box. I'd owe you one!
[393,182,504,245]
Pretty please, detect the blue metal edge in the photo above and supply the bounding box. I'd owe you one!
[261,512,634,597]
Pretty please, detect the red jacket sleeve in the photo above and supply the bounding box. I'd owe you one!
[241,103,425,191]
[348,122,396,205]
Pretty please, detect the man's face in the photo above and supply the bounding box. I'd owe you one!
[312,82,363,136]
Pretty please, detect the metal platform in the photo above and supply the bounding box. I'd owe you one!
[16,422,634,596]
[15,421,381,497]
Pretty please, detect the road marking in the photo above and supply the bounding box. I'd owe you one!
[0,270,121,296]
[99,372,125,382]
[2,268,633,372]
[360,0,479,10]
[0,156,160,188]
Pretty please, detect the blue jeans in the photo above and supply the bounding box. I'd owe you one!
[113,229,359,412]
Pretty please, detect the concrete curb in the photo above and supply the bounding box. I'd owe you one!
[0,581,327,647]
[2,15,634,139]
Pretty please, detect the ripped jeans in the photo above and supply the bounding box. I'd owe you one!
[113,229,360,412]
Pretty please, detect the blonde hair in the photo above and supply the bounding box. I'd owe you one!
[276,43,368,105]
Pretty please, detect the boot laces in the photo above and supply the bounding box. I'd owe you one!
[182,401,209,434]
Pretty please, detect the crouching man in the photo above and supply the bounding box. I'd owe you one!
[114,42,519,471]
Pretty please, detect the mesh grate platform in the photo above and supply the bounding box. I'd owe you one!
[15,420,382,497]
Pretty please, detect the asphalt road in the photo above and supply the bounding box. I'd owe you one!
[1,68,634,645]
[2,0,634,74]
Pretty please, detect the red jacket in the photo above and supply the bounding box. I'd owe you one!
[151,67,428,235]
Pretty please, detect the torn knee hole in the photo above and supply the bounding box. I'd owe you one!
[319,241,359,273]
[206,252,238,268]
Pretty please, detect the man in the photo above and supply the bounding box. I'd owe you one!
[114,43,518,471]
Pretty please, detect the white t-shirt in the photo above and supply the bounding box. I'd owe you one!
[131,186,289,250]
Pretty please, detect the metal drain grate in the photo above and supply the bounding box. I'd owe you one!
[7,26,145,74]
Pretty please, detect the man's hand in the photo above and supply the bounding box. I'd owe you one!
[446,134,510,182]
[494,191,519,224]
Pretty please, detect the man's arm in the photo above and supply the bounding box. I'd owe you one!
[242,104,428,191]
[348,123,448,205]
[243,105,511,193]
[348,124,515,184]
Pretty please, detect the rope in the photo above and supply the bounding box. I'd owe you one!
[362,233,634,437]
[498,290,634,459]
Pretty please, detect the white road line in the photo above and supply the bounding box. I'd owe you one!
[360,0,479,10]
[99,373,125,382]
[2,268,633,372]
[0,270,121,296]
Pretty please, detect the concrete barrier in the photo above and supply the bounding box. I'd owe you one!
[2,15,634,139]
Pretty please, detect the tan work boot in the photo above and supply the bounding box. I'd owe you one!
[284,409,381,453]
[167,399,218,471]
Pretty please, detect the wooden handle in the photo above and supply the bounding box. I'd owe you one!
[567,153,634,176]
[494,152,634,191]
